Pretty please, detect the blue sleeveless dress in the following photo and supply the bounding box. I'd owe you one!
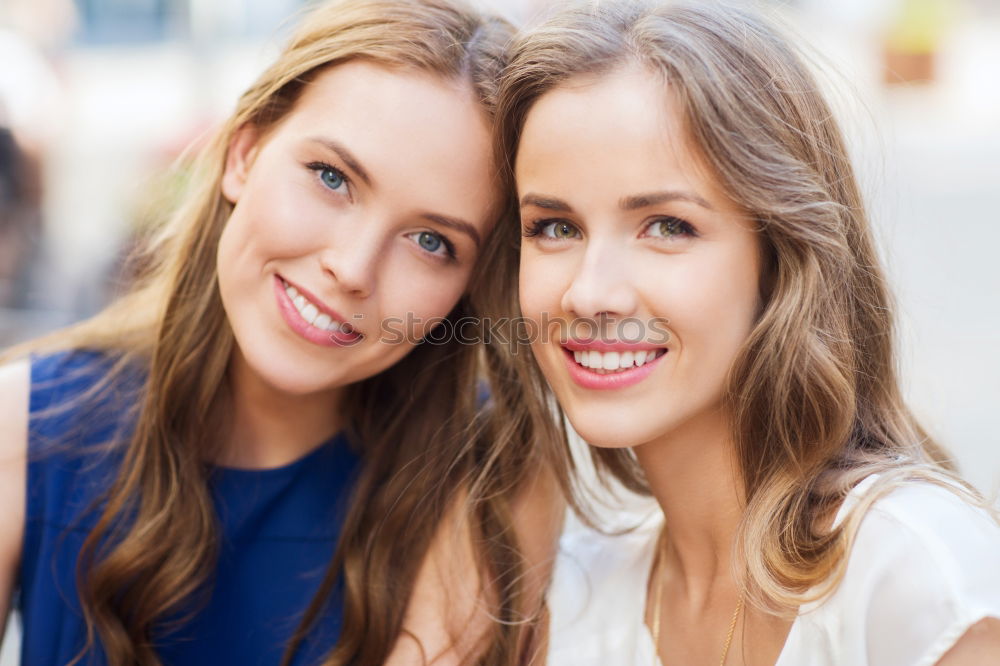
[18,350,362,665]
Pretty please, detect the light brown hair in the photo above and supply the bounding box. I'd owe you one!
[496,0,983,613]
[4,0,563,663]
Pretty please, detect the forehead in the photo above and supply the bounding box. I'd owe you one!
[515,66,710,194]
[271,60,499,225]
[285,60,482,131]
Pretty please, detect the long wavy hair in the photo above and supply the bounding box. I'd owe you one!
[496,0,986,614]
[4,0,567,663]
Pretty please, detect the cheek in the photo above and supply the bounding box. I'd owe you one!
[226,169,331,267]
[380,261,470,338]
[216,210,250,298]
[661,249,761,363]
[518,248,564,318]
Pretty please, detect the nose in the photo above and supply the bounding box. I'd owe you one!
[318,225,382,299]
[560,239,638,321]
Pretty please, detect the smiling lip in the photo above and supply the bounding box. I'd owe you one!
[273,275,362,347]
[561,345,667,390]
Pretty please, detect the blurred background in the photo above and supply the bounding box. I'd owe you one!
[1,0,998,661]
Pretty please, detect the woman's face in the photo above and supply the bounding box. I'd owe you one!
[217,61,496,396]
[516,67,763,449]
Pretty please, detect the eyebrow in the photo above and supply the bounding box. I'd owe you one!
[307,137,373,187]
[519,194,574,212]
[422,213,482,249]
[520,190,713,214]
[620,190,713,211]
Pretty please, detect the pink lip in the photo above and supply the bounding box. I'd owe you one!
[562,338,665,353]
[562,346,667,391]
[273,275,362,347]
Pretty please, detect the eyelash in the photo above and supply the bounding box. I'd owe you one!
[522,218,575,239]
[522,216,698,240]
[305,161,351,196]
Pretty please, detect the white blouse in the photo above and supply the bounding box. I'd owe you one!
[546,476,1000,666]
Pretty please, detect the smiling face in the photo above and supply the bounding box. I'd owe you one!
[217,60,497,397]
[516,66,763,449]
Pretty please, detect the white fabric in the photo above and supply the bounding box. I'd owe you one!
[547,476,1000,665]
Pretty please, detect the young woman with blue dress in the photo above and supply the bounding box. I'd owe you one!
[0,1,564,663]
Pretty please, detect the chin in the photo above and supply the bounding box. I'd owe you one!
[561,402,667,450]
[230,327,336,395]
[247,350,336,396]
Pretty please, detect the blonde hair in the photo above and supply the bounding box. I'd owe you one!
[4,0,562,663]
[496,0,985,614]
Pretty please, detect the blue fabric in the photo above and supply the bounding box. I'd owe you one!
[18,350,361,665]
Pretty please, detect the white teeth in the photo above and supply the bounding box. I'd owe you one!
[284,281,352,334]
[571,348,665,373]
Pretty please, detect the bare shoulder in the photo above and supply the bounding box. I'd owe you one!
[510,460,566,592]
[385,467,564,665]
[0,356,30,525]
[936,617,1000,665]
[0,357,30,622]
[0,357,30,488]
[385,491,484,665]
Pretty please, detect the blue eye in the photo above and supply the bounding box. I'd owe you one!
[319,167,345,191]
[407,230,455,260]
[418,231,442,253]
[306,162,349,194]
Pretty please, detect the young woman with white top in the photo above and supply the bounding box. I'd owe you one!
[495,1,1000,664]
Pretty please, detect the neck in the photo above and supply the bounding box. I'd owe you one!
[634,408,744,608]
[218,347,344,469]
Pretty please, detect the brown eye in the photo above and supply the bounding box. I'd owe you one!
[658,219,681,236]
[542,221,580,239]
[647,216,694,239]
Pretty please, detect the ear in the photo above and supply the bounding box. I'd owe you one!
[221,124,261,204]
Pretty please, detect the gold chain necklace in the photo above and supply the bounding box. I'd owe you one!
[650,530,745,666]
